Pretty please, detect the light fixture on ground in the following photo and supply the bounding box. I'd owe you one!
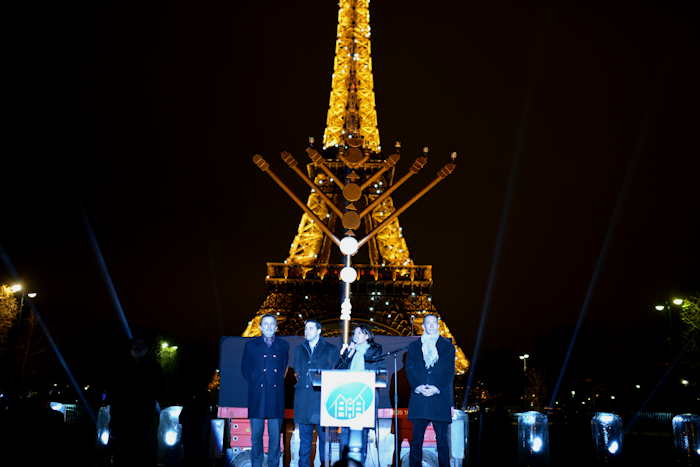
[517,411,549,464]
[158,406,183,449]
[671,414,700,461]
[592,412,623,461]
[96,406,111,446]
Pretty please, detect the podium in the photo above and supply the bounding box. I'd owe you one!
[309,369,387,464]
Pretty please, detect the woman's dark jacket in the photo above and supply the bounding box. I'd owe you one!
[335,341,385,425]
[334,341,384,371]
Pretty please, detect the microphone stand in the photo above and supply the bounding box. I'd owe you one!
[384,347,408,467]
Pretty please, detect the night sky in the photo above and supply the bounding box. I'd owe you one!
[4,1,699,390]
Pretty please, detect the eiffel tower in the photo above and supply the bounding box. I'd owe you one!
[243,0,468,374]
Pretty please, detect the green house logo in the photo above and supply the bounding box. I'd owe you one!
[326,382,373,420]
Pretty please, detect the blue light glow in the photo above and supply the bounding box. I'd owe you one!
[597,413,615,425]
[671,413,700,453]
[100,430,110,445]
[49,402,65,413]
[522,413,537,425]
[164,430,178,446]
[608,441,619,454]
[531,436,543,453]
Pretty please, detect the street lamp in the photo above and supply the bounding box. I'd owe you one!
[654,296,687,355]
[6,283,38,323]
[519,354,530,372]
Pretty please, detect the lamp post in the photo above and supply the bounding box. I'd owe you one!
[2,283,38,391]
[12,284,37,325]
[3,283,38,335]
[519,354,530,373]
[654,297,685,356]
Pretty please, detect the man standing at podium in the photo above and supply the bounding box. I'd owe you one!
[241,314,289,467]
[292,319,337,467]
[406,314,455,467]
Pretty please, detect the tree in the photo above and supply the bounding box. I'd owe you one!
[523,368,547,410]
[678,295,699,368]
[0,284,20,346]
[0,284,49,391]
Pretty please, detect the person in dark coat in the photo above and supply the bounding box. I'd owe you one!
[241,314,289,467]
[108,337,163,467]
[335,324,384,464]
[405,314,455,467]
[179,386,212,467]
[291,319,337,467]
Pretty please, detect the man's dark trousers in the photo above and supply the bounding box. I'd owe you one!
[298,423,327,467]
[409,419,450,467]
[250,418,282,467]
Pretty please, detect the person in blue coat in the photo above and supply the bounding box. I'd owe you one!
[291,319,337,467]
[241,314,289,467]
[405,314,455,467]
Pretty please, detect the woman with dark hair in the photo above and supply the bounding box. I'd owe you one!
[335,324,384,464]
[336,325,383,370]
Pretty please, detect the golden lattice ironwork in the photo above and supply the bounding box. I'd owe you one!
[323,0,380,152]
[369,195,413,269]
[286,174,332,265]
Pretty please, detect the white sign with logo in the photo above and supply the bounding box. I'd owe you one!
[320,370,375,429]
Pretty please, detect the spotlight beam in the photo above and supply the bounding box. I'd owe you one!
[624,347,684,434]
[461,26,544,406]
[82,212,132,339]
[30,303,97,424]
[548,115,645,408]
[462,133,521,407]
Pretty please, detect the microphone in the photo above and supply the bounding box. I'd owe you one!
[384,346,409,356]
